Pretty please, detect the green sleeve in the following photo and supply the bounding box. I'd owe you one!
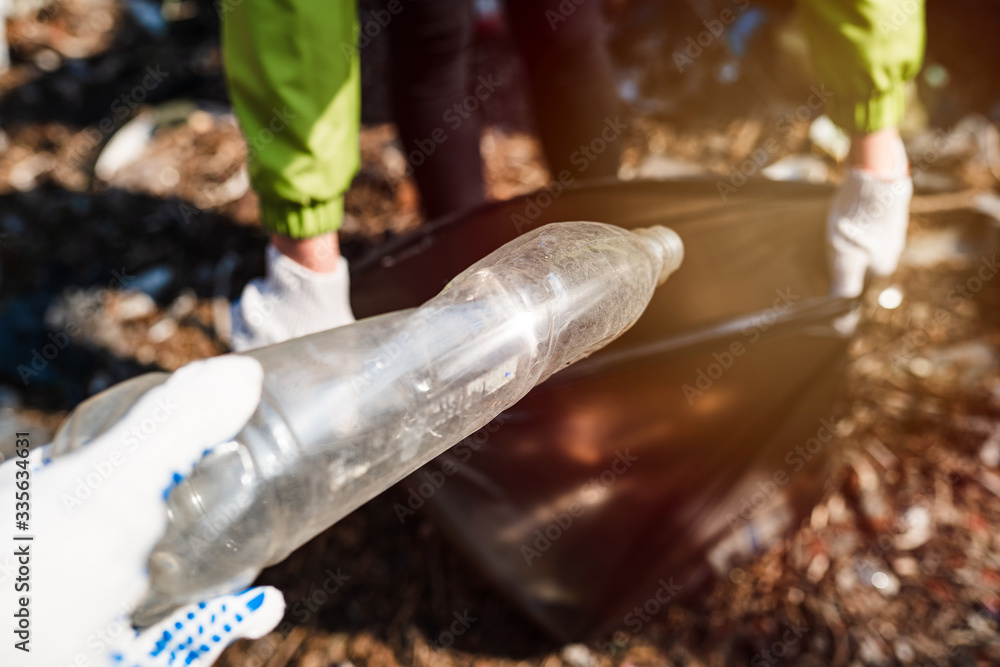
[222,0,360,238]
[799,0,925,135]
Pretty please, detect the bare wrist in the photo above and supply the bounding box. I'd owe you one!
[270,232,341,273]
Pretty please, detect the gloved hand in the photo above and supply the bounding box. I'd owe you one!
[0,356,285,667]
[231,243,355,352]
[108,587,284,667]
[826,135,912,298]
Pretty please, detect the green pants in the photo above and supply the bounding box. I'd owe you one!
[222,0,924,240]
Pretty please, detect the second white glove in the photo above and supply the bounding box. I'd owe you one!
[231,244,355,351]
[826,140,912,298]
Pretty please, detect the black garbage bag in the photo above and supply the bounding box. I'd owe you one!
[351,178,853,641]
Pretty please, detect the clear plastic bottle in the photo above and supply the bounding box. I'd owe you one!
[51,221,683,625]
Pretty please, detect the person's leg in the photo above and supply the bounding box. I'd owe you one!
[505,0,623,178]
[388,0,485,219]
[222,0,360,349]
[800,0,925,297]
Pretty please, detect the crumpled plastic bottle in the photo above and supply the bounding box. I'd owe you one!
[50,221,683,626]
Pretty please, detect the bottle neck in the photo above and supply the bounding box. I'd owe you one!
[633,226,685,285]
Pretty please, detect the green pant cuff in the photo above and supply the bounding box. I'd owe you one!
[258,195,345,239]
[828,84,907,135]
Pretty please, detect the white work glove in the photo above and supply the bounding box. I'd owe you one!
[826,139,912,298]
[0,356,285,667]
[231,244,355,351]
[107,587,284,667]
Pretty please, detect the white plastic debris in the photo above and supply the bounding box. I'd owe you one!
[895,506,933,551]
[117,291,157,321]
[622,154,707,181]
[761,154,829,184]
[95,112,158,182]
[809,115,851,162]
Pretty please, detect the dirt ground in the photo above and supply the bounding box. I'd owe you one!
[2,0,1000,665]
